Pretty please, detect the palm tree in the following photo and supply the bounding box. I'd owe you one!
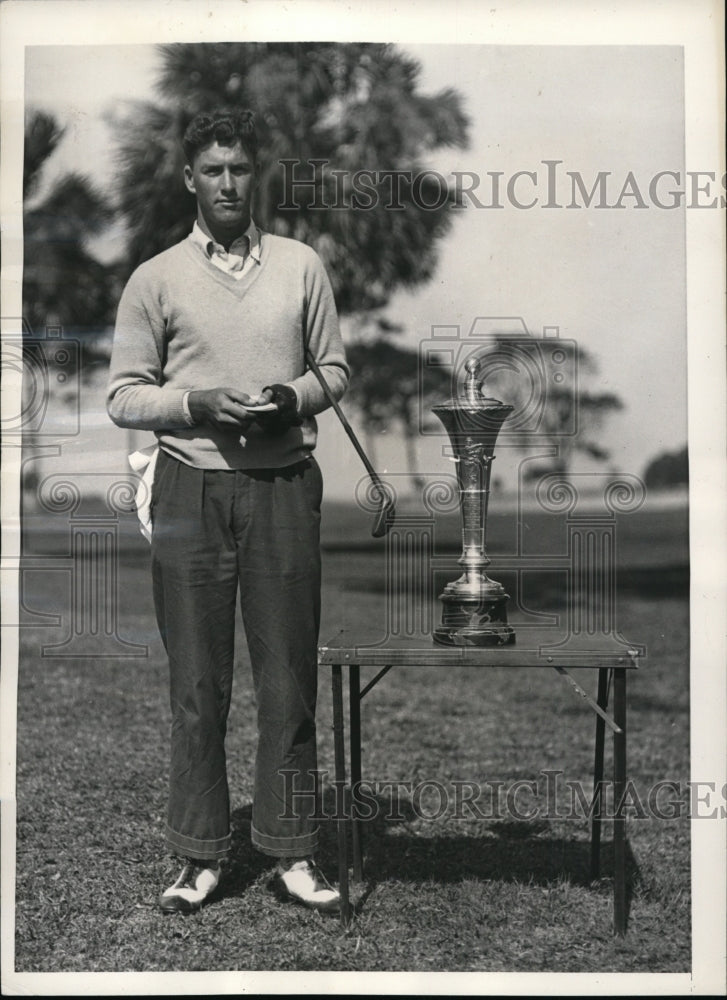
[22,110,118,505]
[110,42,470,316]
[23,109,117,372]
[109,43,470,488]
[344,336,452,491]
[478,334,624,478]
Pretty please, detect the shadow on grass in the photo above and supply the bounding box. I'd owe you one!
[308,790,639,930]
[361,825,636,886]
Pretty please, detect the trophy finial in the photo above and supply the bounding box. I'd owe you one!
[464,356,483,405]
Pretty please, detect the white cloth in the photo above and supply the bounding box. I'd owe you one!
[128,444,159,543]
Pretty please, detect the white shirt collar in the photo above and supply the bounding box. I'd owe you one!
[190,218,261,263]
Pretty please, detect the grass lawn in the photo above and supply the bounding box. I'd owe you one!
[12,502,690,972]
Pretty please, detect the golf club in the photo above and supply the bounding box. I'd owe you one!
[304,347,395,537]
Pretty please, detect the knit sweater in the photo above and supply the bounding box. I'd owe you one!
[107,231,348,470]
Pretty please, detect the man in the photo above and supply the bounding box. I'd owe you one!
[107,108,348,914]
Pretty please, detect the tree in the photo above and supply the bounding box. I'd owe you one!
[21,111,120,506]
[475,333,624,478]
[344,335,452,491]
[643,445,688,489]
[109,44,473,490]
[110,42,469,316]
[23,109,117,374]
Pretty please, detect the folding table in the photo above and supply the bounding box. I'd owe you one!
[319,627,641,934]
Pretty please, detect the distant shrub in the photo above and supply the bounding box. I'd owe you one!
[643,445,688,489]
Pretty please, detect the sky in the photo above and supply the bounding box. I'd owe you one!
[23,41,689,498]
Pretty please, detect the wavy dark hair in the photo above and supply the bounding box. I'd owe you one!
[182,108,258,164]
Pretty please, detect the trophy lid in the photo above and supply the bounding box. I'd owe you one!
[432,357,513,416]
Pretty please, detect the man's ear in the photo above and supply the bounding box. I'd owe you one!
[183,164,195,195]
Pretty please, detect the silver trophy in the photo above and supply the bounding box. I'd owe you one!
[432,357,515,646]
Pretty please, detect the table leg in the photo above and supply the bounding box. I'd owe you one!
[590,667,610,880]
[331,664,351,925]
[613,667,627,935]
[349,664,364,882]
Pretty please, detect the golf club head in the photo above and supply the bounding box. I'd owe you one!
[371,495,396,538]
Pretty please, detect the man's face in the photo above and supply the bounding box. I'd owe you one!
[184,140,258,239]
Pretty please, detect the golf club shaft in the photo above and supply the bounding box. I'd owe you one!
[304,347,392,507]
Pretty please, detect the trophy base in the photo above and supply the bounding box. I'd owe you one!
[433,594,516,647]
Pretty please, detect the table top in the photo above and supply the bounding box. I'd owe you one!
[318,626,643,668]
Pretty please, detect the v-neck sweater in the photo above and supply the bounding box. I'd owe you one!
[107,232,348,470]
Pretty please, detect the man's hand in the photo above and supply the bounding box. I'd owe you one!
[255,383,303,433]
[187,388,258,428]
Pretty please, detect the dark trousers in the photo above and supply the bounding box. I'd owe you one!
[150,449,323,861]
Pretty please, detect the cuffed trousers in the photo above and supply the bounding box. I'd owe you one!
[150,448,322,861]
